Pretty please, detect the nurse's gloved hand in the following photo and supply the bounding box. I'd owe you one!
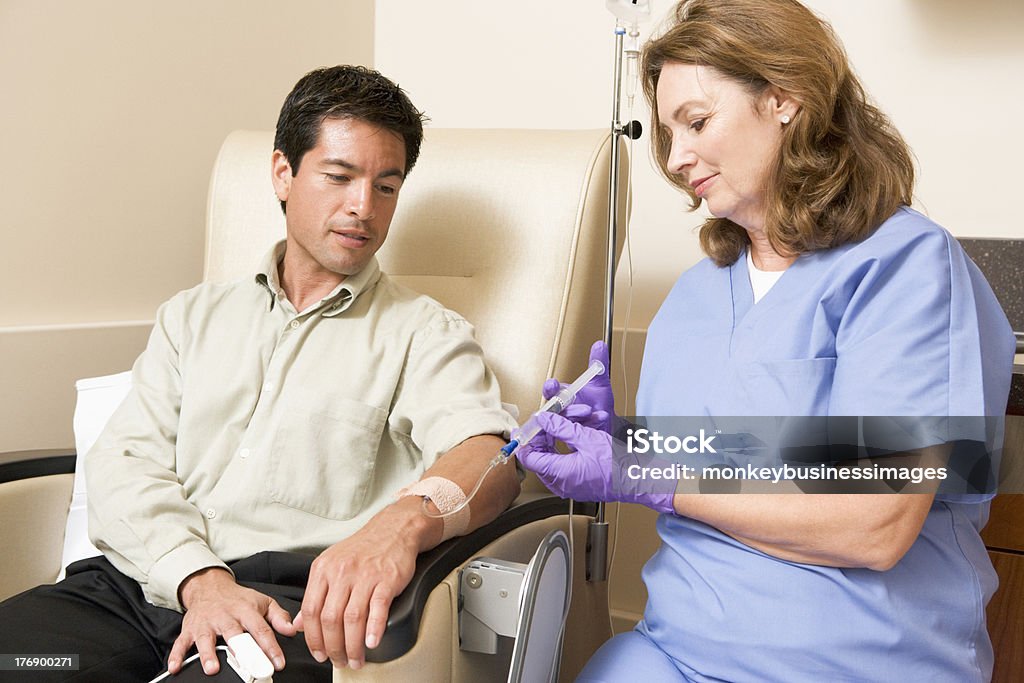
[516,412,676,514]
[542,341,616,433]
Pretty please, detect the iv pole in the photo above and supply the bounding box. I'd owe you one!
[587,1,648,583]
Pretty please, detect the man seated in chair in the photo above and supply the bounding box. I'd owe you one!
[0,65,520,681]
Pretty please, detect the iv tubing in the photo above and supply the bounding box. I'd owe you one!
[422,359,607,519]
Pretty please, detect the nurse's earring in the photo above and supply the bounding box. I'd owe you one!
[780,114,791,125]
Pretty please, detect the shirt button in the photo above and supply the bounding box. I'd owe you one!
[239,448,250,459]
[206,508,216,519]
[289,320,300,330]
[262,382,273,392]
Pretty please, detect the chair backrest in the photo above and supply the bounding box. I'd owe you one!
[205,128,625,477]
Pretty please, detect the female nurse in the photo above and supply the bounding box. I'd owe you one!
[517,0,1016,681]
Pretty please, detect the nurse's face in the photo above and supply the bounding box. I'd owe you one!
[656,62,794,232]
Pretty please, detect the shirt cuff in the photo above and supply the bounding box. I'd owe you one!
[144,542,231,611]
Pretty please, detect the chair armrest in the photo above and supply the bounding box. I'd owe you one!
[0,453,586,664]
[0,449,76,483]
[367,493,593,663]
[0,450,77,601]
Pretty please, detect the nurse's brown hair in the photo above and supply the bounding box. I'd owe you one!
[642,0,915,266]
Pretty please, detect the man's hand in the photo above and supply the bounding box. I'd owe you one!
[295,497,437,670]
[168,567,296,676]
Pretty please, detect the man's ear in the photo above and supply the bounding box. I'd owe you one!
[271,150,293,203]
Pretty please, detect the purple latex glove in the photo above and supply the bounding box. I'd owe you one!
[516,411,676,514]
[542,341,616,433]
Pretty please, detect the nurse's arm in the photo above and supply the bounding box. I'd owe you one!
[674,491,934,571]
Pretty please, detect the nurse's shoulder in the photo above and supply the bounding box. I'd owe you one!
[668,255,730,297]
[817,206,964,297]
[852,206,959,264]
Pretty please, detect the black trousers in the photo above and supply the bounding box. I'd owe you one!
[0,553,333,682]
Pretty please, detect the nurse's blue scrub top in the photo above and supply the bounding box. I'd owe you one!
[635,208,1015,682]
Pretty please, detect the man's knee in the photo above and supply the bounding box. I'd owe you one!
[0,570,166,682]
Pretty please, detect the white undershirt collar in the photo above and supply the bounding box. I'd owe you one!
[747,248,786,303]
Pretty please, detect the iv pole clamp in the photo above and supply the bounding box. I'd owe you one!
[586,0,650,584]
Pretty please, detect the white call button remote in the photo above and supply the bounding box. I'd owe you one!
[226,632,274,683]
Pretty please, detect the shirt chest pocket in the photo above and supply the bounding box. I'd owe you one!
[737,357,837,415]
[268,397,388,520]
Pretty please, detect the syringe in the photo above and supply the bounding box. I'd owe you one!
[499,358,608,461]
[420,358,607,520]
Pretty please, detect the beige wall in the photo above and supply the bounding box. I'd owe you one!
[1,0,375,452]
[375,0,1024,629]
[376,0,1024,329]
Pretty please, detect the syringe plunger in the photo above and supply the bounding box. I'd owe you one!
[501,359,606,457]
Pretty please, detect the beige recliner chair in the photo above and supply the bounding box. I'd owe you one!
[0,126,626,682]
[210,127,625,682]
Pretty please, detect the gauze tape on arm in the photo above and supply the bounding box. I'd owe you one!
[397,476,470,540]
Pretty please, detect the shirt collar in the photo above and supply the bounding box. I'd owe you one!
[254,240,382,316]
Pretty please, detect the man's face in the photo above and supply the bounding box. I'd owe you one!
[271,117,407,280]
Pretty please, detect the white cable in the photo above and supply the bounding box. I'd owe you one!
[147,649,226,682]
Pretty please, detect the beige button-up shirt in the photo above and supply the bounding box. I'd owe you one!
[87,242,516,610]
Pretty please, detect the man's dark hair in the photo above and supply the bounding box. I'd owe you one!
[274,65,427,193]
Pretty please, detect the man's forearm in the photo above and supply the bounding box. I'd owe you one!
[386,434,519,551]
[298,435,518,669]
[87,447,226,610]
[420,434,520,535]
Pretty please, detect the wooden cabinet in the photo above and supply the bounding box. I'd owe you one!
[983,414,1024,682]
[987,547,1024,681]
